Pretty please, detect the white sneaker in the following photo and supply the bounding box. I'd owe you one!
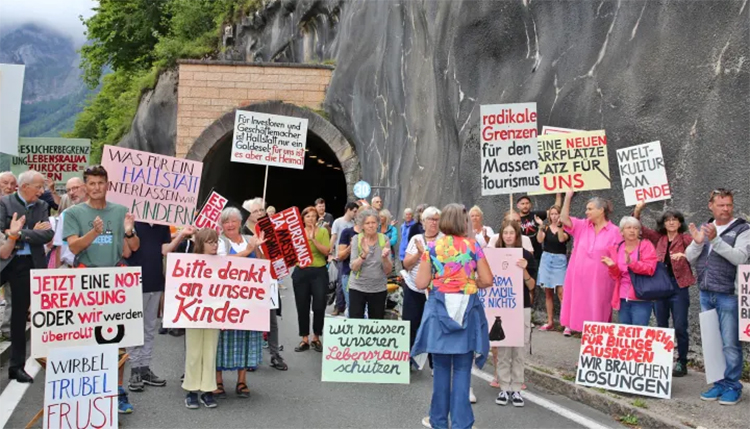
[469,387,477,404]
[511,391,525,407]
[421,417,432,428]
[495,390,509,406]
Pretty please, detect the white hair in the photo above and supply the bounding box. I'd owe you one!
[220,207,243,224]
[0,171,15,180]
[619,216,641,232]
[422,206,441,222]
[356,208,379,227]
[404,208,413,215]
[242,197,265,212]
[18,170,43,186]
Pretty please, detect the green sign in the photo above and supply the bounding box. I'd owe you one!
[321,318,410,384]
[11,137,91,191]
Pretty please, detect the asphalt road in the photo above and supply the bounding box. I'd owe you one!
[1,291,623,429]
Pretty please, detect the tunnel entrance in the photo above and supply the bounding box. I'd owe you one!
[186,101,360,218]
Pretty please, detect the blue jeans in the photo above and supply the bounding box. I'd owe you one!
[700,290,743,392]
[335,263,347,312]
[341,274,350,311]
[654,278,690,365]
[430,352,474,429]
[618,299,653,326]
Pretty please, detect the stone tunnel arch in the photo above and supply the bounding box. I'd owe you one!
[185,101,360,217]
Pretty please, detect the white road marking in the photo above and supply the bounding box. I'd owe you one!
[471,367,614,429]
[0,358,43,428]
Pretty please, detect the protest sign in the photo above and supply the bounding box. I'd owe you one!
[322,318,410,384]
[30,267,144,358]
[480,103,539,195]
[739,265,750,342]
[0,64,24,156]
[12,138,91,191]
[616,141,671,206]
[533,130,610,195]
[481,248,524,347]
[44,345,118,429]
[193,190,228,232]
[700,309,727,384]
[163,253,272,331]
[101,146,202,227]
[231,110,308,169]
[542,126,581,135]
[257,207,313,279]
[577,322,674,399]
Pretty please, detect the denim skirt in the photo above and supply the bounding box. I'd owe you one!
[538,252,567,288]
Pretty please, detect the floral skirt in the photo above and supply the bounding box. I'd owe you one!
[216,330,263,371]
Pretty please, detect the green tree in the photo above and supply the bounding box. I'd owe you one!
[79,0,169,88]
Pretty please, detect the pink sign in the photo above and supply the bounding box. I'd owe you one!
[481,248,524,347]
[163,253,271,331]
[541,126,582,135]
[101,146,203,227]
[740,265,750,342]
[194,191,228,232]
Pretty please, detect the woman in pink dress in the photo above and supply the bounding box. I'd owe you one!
[559,190,622,333]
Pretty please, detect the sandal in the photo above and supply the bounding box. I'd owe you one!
[236,382,250,398]
[490,378,500,388]
[311,340,323,353]
[270,356,289,371]
[213,383,226,399]
[295,341,310,352]
[538,323,554,331]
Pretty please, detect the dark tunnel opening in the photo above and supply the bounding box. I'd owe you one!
[198,130,349,218]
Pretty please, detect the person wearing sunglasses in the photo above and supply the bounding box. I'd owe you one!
[685,188,748,406]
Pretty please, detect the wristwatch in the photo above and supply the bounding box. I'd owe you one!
[125,230,136,238]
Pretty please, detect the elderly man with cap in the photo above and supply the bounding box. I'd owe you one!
[0,170,54,383]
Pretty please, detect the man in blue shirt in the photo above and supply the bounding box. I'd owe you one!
[398,208,415,264]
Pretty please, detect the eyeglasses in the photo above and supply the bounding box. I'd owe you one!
[425,217,439,222]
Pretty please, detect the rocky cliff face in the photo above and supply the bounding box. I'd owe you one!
[122,0,749,362]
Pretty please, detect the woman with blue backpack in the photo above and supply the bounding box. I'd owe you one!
[601,216,659,326]
[349,208,393,319]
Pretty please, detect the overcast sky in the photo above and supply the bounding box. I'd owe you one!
[0,0,96,45]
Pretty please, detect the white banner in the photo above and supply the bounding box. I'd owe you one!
[0,64,25,156]
[44,345,118,429]
[30,267,144,358]
[616,141,671,206]
[577,322,674,399]
[231,110,308,169]
[480,103,539,195]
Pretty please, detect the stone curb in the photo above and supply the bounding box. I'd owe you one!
[524,364,692,429]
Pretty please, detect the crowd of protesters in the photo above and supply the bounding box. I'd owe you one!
[0,166,746,429]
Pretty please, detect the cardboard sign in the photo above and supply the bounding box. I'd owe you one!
[0,64,24,156]
[481,248,524,347]
[322,318,410,384]
[532,130,610,195]
[577,322,674,399]
[193,190,228,232]
[542,126,581,135]
[616,141,671,206]
[44,345,118,429]
[12,138,91,191]
[257,207,313,279]
[163,253,271,331]
[101,146,202,227]
[739,266,750,342]
[480,103,539,195]
[700,309,727,383]
[231,110,308,169]
[30,267,144,358]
